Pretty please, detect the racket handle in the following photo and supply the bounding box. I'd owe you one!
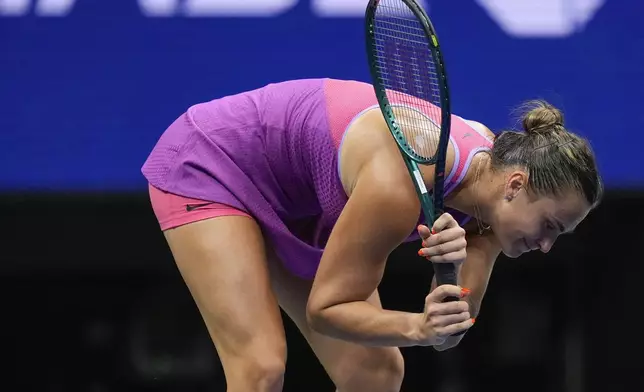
[432,262,467,337]
[433,262,457,287]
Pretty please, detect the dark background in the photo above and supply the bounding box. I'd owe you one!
[2,1,643,391]
[3,191,642,391]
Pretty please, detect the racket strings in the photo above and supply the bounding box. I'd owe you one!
[371,0,443,161]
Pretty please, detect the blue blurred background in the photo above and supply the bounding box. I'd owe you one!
[2,1,643,391]
[1,0,643,191]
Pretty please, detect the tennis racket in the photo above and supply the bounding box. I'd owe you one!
[365,0,461,304]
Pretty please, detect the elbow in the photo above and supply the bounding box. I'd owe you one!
[305,302,324,333]
[305,299,330,335]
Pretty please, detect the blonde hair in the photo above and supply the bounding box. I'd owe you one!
[491,100,603,207]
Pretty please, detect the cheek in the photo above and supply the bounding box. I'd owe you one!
[493,208,521,251]
[498,204,537,237]
[499,205,523,231]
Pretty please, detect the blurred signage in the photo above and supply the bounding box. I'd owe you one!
[1,0,601,38]
[1,0,641,191]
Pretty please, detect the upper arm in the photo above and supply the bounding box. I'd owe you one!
[307,159,421,313]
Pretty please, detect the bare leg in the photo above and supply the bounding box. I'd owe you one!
[164,217,287,392]
[267,251,405,392]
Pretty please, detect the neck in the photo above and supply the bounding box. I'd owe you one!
[446,154,495,225]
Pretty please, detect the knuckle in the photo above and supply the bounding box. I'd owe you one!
[422,235,436,248]
[444,287,459,299]
[435,285,447,296]
[445,228,464,242]
[444,286,458,297]
[455,308,469,319]
[434,243,444,255]
[450,286,462,297]
[440,228,455,240]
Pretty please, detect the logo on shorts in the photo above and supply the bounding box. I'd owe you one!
[185,202,214,212]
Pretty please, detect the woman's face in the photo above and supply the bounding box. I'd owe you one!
[490,172,591,258]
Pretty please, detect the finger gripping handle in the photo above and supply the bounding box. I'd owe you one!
[432,262,466,336]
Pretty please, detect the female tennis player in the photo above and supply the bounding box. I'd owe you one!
[141,78,602,392]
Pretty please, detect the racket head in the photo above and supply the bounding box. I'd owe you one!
[365,0,451,168]
[365,0,452,214]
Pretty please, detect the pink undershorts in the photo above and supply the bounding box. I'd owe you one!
[148,184,251,231]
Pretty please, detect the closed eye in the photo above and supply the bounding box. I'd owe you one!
[546,219,568,235]
[554,219,574,235]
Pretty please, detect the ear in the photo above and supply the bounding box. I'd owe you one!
[504,170,528,201]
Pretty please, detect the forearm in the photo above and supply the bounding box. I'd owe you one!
[459,258,495,318]
[308,301,422,347]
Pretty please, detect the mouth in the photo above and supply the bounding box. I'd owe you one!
[522,238,530,252]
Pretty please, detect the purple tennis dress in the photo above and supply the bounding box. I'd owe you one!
[141,78,492,279]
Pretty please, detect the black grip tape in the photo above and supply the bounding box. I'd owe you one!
[432,263,466,337]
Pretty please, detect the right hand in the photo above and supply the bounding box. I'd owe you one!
[417,213,467,265]
[414,284,474,346]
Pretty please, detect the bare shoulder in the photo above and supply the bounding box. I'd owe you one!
[339,108,458,197]
[462,119,496,141]
[337,108,410,197]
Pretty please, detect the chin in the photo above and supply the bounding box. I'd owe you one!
[501,246,523,258]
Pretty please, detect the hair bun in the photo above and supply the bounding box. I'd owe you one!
[520,100,565,135]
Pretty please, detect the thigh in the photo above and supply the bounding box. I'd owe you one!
[267,253,404,392]
[164,216,287,386]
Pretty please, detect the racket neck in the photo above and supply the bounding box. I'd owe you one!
[405,158,436,225]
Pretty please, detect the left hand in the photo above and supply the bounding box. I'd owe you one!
[417,212,467,265]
